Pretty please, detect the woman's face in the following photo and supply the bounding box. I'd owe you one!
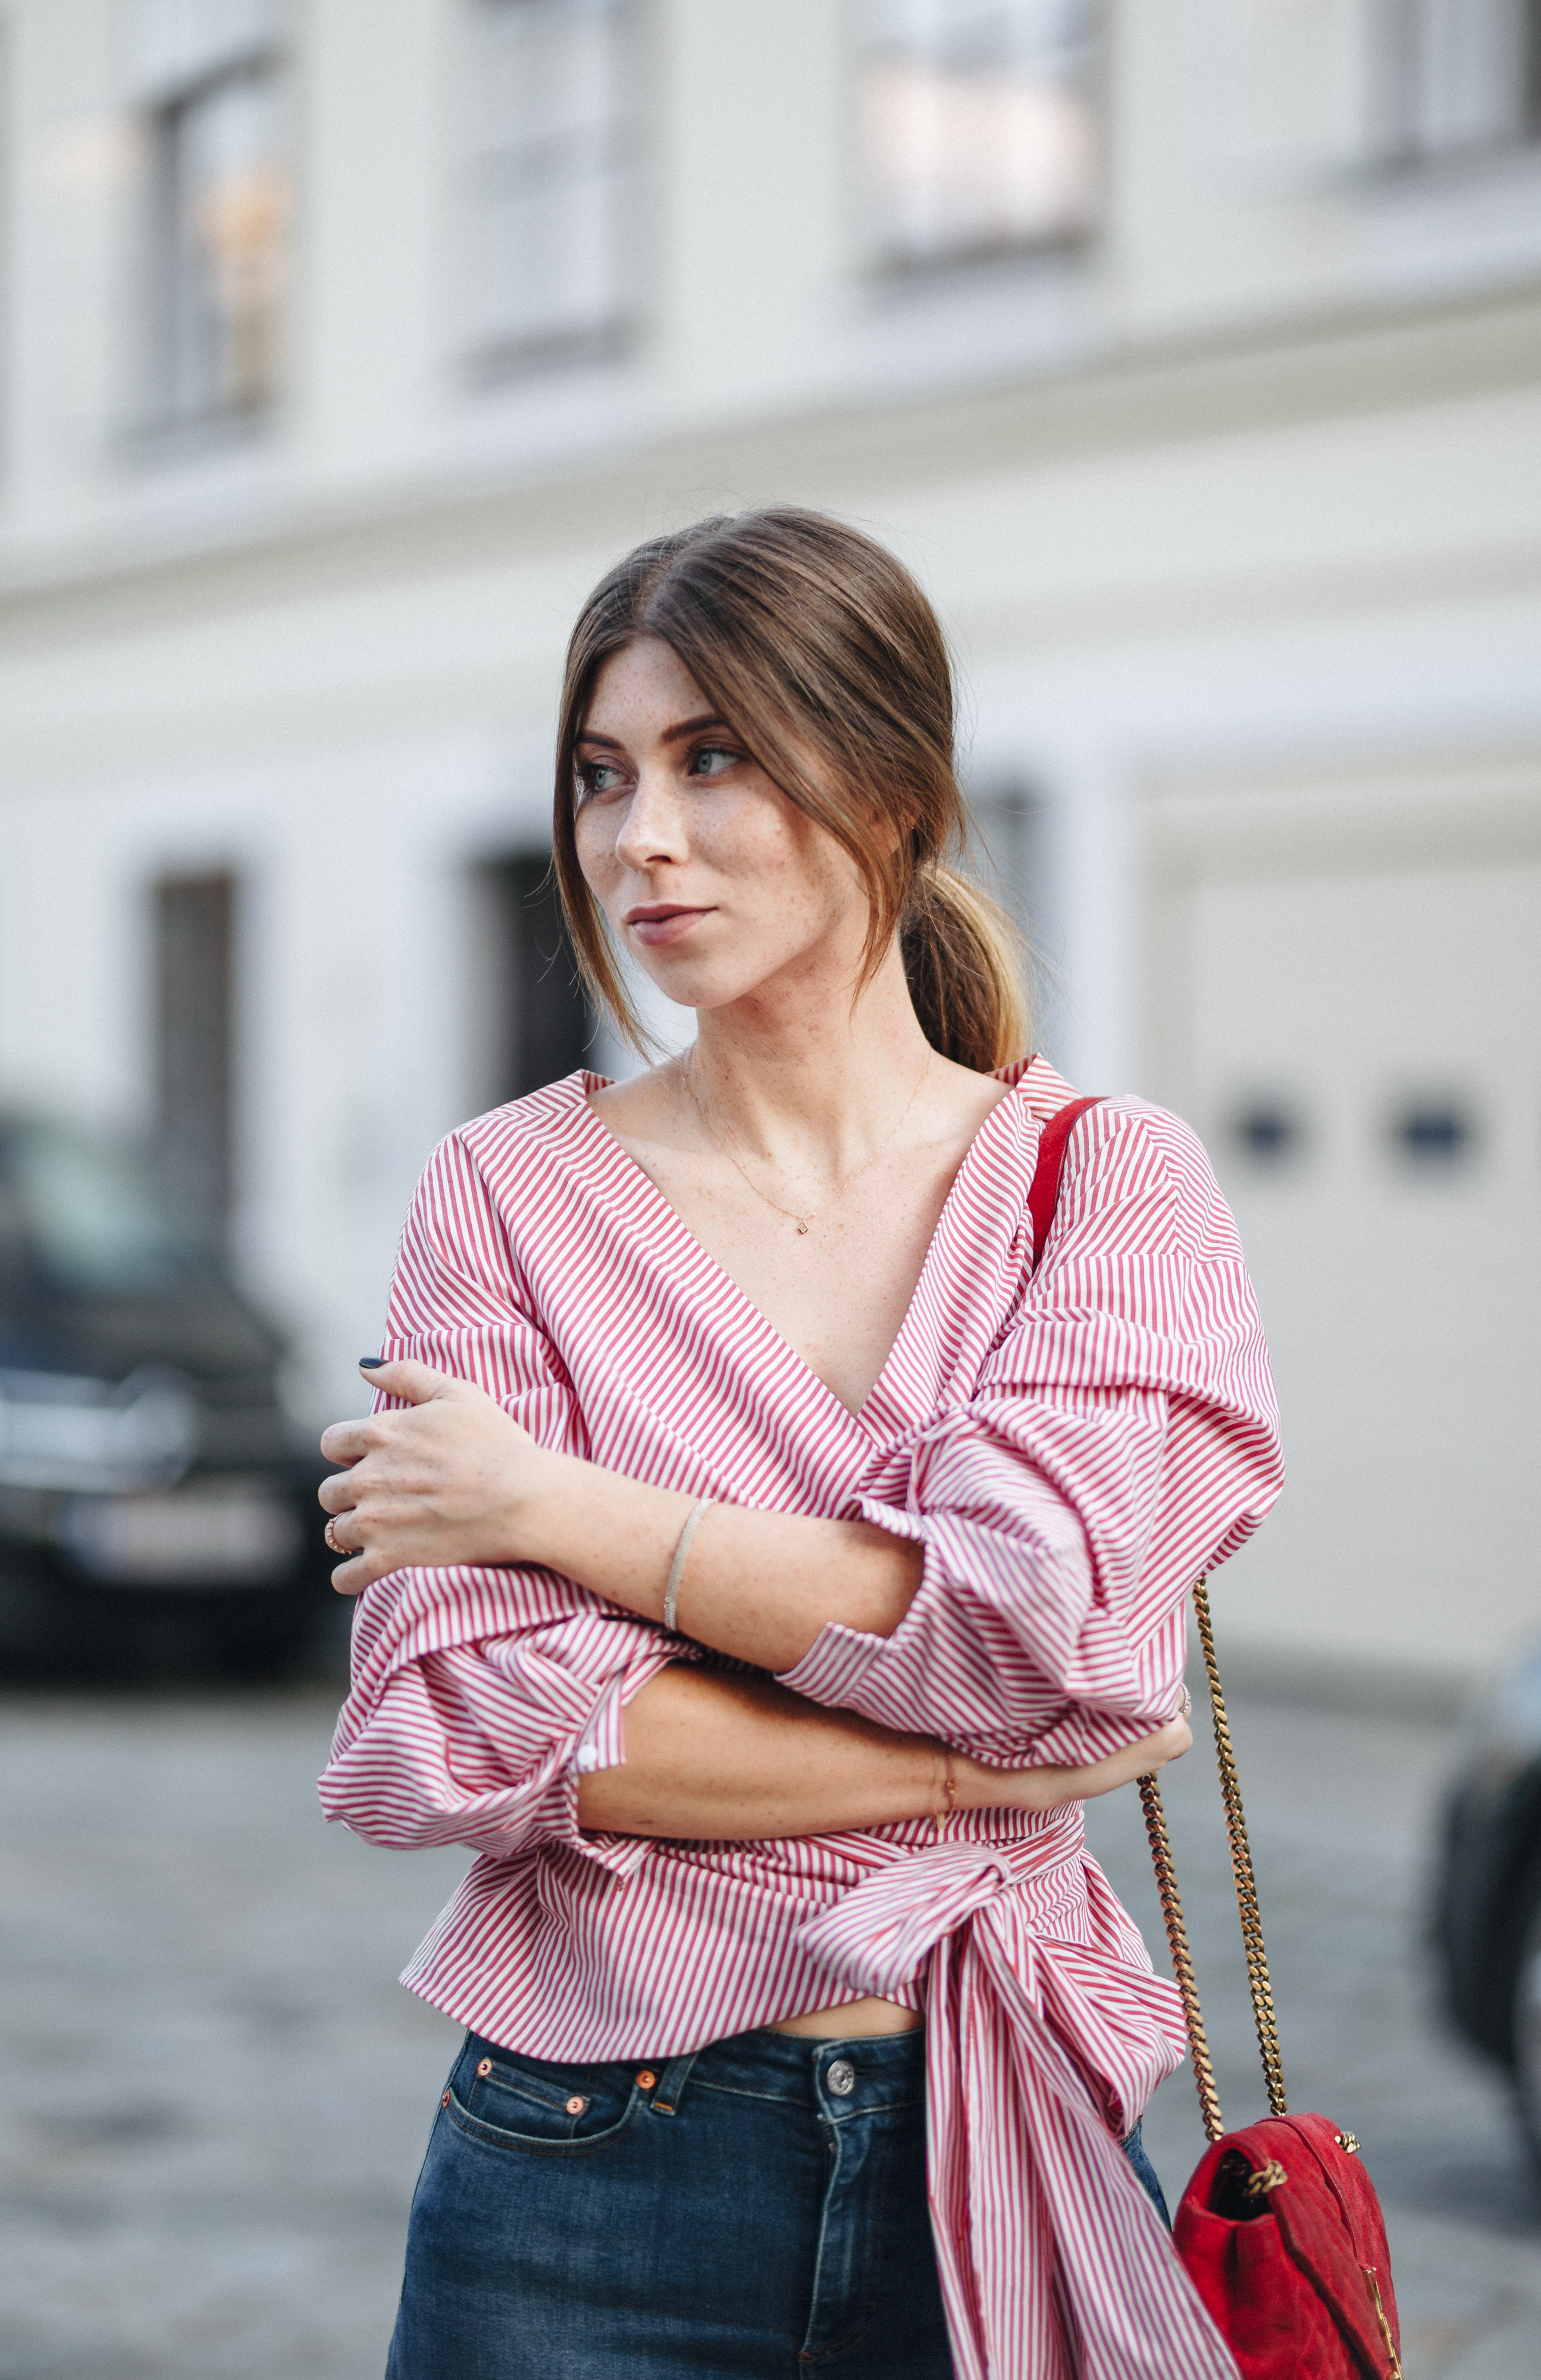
[573,637,869,1020]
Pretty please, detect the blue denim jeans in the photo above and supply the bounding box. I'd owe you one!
[387,2024,1170,2379]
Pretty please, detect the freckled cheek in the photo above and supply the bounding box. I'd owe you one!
[702,807,811,895]
[573,813,621,904]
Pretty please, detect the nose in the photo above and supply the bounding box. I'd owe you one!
[613,765,689,872]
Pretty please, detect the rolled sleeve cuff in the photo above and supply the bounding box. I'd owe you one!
[776,1617,889,1708]
[775,1499,935,1709]
[773,1502,1101,1754]
[534,1640,697,1880]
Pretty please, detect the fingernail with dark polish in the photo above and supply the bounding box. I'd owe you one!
[359,1356,385,1368]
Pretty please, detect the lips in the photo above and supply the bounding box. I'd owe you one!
[625,905,714,948]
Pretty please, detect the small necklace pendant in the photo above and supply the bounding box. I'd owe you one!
[796,1220,810,1235]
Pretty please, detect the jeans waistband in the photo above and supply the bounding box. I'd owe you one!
[685,2023,926,2118]
[466,2019,927,2125]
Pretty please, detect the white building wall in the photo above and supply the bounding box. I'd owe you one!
[1,0,1538,1691]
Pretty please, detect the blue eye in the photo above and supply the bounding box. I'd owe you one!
[576,761,623,801]
[691,746,738,778]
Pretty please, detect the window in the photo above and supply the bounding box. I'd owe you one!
[1229,1101,1308,1165]
[1369,0,1541,165]
[467,855,594,1106]
[1387,1095,1477,1164]
[134,0,290,429]
[856,1,1100,273]
[155,872,238,1235]
[463,0,639,377]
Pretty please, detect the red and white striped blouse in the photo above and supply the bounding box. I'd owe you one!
[321,1056,1282,2379]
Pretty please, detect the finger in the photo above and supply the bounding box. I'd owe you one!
[359,1357,471,1407]
[317,1473,360,1517]
[320,1419,375,1464]
[328,1529,403,1593]
[322,1503,359,1556]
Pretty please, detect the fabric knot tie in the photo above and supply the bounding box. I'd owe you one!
[795,1839,1019,1999]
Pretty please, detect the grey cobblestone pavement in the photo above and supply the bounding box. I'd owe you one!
[2,1683,1537,2379]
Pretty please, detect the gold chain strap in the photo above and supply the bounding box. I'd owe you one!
[1138,1771,1224,2143]
[1192,1579,1288,2118]
[1139,1577,1289,2131]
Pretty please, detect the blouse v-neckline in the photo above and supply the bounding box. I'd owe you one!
[566,1060,1046,1437]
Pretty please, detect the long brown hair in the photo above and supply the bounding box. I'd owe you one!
[550,507,1029,1073]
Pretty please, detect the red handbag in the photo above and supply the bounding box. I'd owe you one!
[1028,1098,1402,2378]
[1138,1586,1403,2380]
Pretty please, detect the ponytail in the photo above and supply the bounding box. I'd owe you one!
[901,865,1029,1075]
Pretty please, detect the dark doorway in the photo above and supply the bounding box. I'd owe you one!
[471,853,594,1106]
[154,872,238,1238]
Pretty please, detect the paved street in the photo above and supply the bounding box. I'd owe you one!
[3,1682,1539,2380]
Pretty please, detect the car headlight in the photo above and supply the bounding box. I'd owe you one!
[0,1367,198,1492]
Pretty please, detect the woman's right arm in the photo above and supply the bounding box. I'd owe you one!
[577,1664,1188,1840]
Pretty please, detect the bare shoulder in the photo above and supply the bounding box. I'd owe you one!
[585,1063,688,1155]
[932,1051,1013,1117]
[925,1052,1013,1148]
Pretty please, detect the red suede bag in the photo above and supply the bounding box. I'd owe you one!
[1174,2112,1401,2379]
[1029,1100,1403,2380]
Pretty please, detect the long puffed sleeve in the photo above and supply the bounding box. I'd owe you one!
[318,1125,688,1877]
[776,1100,1283,1767]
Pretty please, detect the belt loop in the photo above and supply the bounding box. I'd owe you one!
[649,2050,699,2118]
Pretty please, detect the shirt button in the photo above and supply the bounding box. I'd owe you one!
[636,2069,657,2091]
[826,2058,856,2097]
[565,2095,587,2116]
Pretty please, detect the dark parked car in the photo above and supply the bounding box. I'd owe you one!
[0,1111,334,1678]
[1432,1640,1541,2168]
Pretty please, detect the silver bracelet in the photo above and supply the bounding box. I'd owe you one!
[662,1498,712,1635]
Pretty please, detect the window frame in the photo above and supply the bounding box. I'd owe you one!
[459,0,644,387]
[1365,0,1541,175]
[134,14,291,441]
[852,0,1107,284]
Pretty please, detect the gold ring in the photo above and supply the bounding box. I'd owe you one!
[324,1515,346,1556]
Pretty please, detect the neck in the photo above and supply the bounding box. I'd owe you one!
[679,941,935,1170]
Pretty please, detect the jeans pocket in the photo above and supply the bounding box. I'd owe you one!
[444,2035,642,2159]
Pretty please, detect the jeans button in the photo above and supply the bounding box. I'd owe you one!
[826,2058,856,2097]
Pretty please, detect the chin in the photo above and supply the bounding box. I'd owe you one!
[634,951,766,1009]
[640,975,745,1018]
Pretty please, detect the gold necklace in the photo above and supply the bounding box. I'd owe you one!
[681,1051,932,1235]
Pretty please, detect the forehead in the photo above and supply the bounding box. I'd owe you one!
[582,638,709,737]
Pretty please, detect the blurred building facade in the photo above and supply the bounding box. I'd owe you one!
[2,0,1539,1693]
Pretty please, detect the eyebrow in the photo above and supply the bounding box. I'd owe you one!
[577,712,728,751]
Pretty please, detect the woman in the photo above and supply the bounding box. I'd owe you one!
[318,509,1282,2379]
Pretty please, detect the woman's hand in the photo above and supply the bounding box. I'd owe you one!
[953,1715,1192,1816]
[318,1358,926,1668]
[318,1360,555,1594]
